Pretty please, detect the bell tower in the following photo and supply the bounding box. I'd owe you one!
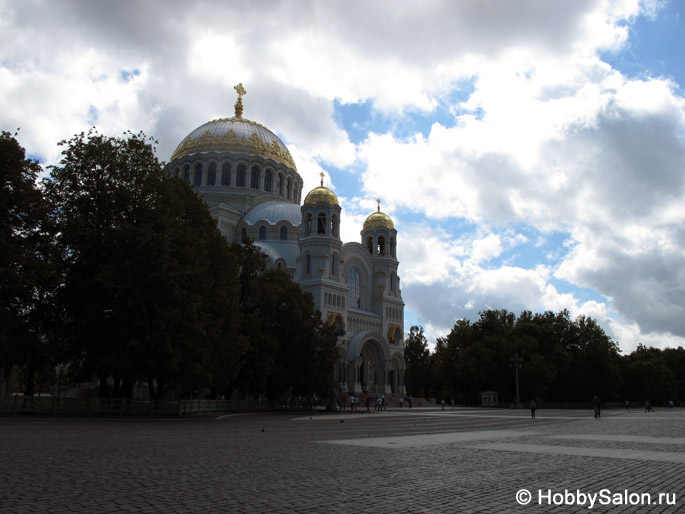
[362,199,404,346]
[298,174,346,318]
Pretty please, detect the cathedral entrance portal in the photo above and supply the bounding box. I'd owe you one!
[359,340,384,394]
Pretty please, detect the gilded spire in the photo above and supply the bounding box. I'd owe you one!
[320,171,325,187]
[234,83,247,118]
[377,197,381,212]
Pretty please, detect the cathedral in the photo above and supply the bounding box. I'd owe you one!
[167,85,406,396]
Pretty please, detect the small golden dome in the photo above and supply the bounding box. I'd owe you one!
[303,172,339,205]
[363,199,394,230]
[304,186,339,206]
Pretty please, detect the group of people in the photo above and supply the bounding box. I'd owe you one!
[528,396,669,418]
[336,392,386,412]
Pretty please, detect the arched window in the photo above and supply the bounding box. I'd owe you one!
[183,165,190,183]
[221,163,231,185]
[331,254,338,277]
[207,163,216,186]
[286,177,292,200]
[241,227,248,242]
[237,164,246,187]
[264,169,272,192]
[317,213,326,234]
[174,167,180,178]
[390,237,396,258]
[390,273,395,292]
[258,225,266,240]
[331,214,339,238]
[347,268,361,309]
[305,213,313,235]
[366,236,373,254]
[250,166,259,189]
[377,236,386,255]
[306,253,311,275]
[276,174,283,196]
[279,226,288,240]
[194,164,202,186]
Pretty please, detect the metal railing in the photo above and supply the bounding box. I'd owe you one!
[0,396,310,417]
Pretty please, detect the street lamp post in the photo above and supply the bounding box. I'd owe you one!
[510,354,523,409]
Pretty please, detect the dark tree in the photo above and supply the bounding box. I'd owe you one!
[0,131,57,395]
[232,264,338,403]
[404,325,432,398]
[43,129,243,398]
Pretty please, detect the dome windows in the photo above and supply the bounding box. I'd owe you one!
[377,236,386,256]
[169,158,302,200]
[331,214,339,237]
[279,226,288,240]
[317,213,327,234]
[305,213,313,236]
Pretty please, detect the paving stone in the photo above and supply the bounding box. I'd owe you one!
[0,408,683,512]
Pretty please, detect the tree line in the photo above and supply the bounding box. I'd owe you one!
[404,309,685,407]
[1,129,338,401]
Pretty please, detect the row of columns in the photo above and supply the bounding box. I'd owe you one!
[339,355,405,395]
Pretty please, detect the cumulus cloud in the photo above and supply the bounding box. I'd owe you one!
[1,0,684,352]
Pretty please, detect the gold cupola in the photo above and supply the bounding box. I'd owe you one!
[170,83,297,170]
[303,173,339,206]
[363,199,394,230]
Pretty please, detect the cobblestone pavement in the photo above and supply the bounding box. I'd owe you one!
[1,407,684,513]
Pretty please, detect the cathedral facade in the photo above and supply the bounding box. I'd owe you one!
[167,86,406,396]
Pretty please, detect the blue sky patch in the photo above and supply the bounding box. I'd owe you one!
[86,105,98,125]
[601,3,685,91]
[119,69,141,83]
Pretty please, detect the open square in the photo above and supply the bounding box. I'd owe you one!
[2,407,683,513]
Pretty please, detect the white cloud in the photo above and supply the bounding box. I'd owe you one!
[2,0,684,353]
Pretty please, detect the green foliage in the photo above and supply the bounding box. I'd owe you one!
[232,261,338,402]
[404,325,433,397]
[429,309,625,405]
[3,127,338,401]
[621,344,679,405]
[42,129,244,397]
[0,131,57,394]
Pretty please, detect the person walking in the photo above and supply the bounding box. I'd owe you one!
[530,399,536,419]
[592,396,601,418]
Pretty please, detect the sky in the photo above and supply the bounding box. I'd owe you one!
[1,0,684,354]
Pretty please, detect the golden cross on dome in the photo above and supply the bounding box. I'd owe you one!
[320,171,325,187]
[234,83,246,118]
[376,198,381,212]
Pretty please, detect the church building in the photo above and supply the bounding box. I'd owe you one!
[167,84,406,396]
